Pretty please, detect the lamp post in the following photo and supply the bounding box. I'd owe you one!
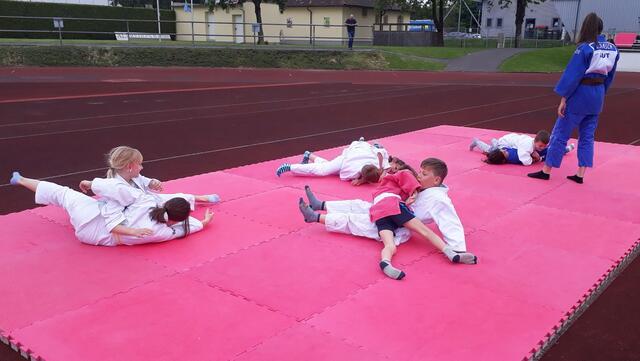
[156,0,162,42]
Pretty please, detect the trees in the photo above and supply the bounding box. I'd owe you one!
[488,0,546,48]
[214,0,286,44]
[428,0,445,46]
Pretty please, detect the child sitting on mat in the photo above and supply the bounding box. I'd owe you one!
[9,172,213,246]
[79,146,219,231]
[299,158,477,280]
[276,137,389,186]
[470,131,574,165]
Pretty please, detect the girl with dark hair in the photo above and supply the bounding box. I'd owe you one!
[528,13,619,184]
[9,172,213,246]
[79,146,219,231]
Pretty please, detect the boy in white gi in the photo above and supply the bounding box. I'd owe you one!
[469,130,562,165]
[298,158,477,280]
[276,137,390,186]
[9,172,213,246]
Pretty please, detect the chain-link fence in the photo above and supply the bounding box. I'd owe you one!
[0,15,569,49]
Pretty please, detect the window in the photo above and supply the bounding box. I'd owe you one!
[362,8,367,17]
[486,18,492,27]
[323,17,330,27]
[552,17,560,28]
[525,18,536,29]
[397,16,403,24]
[496,18,503,28]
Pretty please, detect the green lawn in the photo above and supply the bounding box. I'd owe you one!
[381,51,445,71]
[500,46,575,72]
[376,45,482,59]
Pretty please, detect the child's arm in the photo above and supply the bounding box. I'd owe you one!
[111,225,153,238]
[405,190,418,206]
[90,177,140,206]
[350,176,365,186]
[148,179,163,192]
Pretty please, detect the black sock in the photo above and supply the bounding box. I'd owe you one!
[527,170,550,180]
[567,175,584,184]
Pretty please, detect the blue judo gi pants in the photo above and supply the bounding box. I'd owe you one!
[545,112,599,168]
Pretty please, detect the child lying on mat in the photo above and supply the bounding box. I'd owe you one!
[79,146,219,232]
[276,137,390,186]
[9,172,213,246]
[470,130,573,165]
[298,158,477,281]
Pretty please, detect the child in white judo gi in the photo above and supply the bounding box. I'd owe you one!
[79,146,219,231]
[9,172,213,246]
[276,137,390,186]
[469,130,567,165]
[298,158,477,280]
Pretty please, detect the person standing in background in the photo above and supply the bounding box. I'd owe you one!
[345,14,357,49]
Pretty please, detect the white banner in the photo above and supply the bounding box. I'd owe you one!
[115,32,172,41]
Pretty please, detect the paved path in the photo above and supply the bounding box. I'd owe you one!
[445,48,533,72]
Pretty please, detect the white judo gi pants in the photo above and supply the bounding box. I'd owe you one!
[35,181,115,246]
[290,155,344,177]
[323,200,411,246]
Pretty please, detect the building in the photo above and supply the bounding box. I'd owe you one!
[480,0,640,40]
[172,0,410,44]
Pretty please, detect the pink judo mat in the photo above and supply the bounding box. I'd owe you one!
[2,125,639,361]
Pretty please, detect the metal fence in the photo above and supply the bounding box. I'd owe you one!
[0,15,569,48]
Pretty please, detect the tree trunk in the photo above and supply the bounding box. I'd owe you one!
[514,0,526,48]
[431,0,444,46]
[253,0,264,44]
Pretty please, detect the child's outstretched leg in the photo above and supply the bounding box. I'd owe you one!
[379,230,405,280]
[301,151,311,164]
[304,185,325,211]
[276,163,291,177]
[10,172,39,192]
[403,218,477,265]
[298,198,320,223]
[469,138,493,153]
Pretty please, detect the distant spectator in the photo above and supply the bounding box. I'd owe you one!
[345,14,357,49]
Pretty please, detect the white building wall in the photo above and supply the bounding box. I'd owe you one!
[481,0,560,38]
[553,0,640,41]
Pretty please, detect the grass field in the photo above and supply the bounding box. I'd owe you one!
[500,46,575,72]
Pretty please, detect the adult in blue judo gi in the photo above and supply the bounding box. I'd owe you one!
[528,13,619,184]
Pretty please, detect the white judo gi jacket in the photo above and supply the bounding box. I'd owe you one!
[496,133,536,166]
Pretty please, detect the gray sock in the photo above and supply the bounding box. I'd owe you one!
[456,252,478,264]
[379,260,405,280]
[304,185,324,211]
[298,198,319,223]
[469,138,478,151]
[443,246,477,264]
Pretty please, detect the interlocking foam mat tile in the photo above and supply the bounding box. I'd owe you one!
[2,126,639,361]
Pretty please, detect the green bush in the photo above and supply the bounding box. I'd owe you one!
[0,45,389,70]
[0,1,175,40]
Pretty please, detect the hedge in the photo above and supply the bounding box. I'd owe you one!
[0,1,175,40]
[0,45,389,70]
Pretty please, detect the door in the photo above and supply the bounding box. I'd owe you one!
[232,14,244,44]
[207,13,215,41]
